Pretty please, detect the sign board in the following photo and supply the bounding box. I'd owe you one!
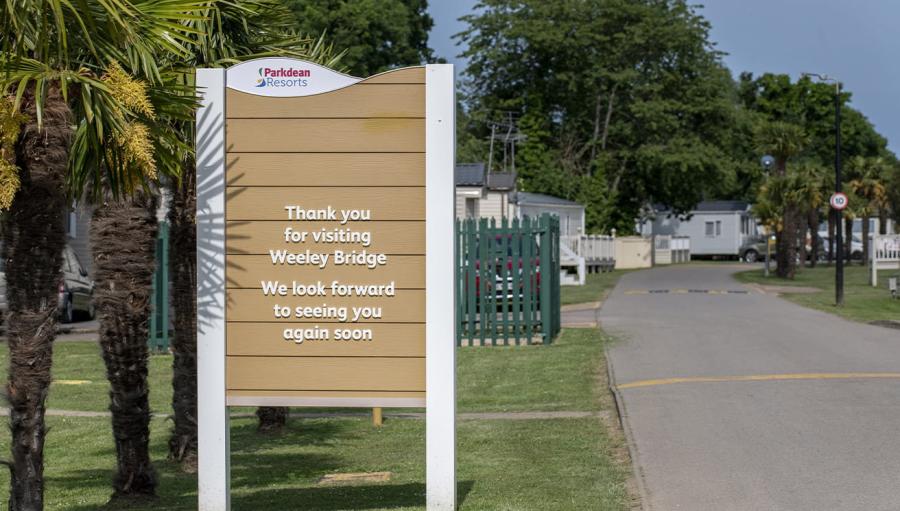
[830,192,849,210]
[195,59,456,510]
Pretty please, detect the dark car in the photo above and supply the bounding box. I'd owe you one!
[0,246,93,323]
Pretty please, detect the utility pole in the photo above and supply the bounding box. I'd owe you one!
[486,111,526,174]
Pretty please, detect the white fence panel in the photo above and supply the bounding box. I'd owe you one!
[871,235,900,287]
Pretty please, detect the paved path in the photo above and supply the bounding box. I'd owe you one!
[601,265,900,511]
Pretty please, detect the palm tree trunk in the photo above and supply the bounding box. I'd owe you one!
[844,217,854,264]
[808,209,820,268]
[2,86,70,511]
[777,207,799,279]
[167,167,198,469]
[827,211,835,264]
[862,216,871,265]
[91,193,159,499]
[257,407,289,433]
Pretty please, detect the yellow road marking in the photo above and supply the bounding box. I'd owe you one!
[55,380,91,385]
[618,373,900,389]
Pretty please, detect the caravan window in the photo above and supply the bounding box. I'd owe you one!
[705,220,722,238]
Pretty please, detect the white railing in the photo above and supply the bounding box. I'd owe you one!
[871,234,900,287]
[561,235,616,263]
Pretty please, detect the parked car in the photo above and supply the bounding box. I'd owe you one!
[818,233,864,261]
[739,235,773,263]
[59,246,94,323]
[739,235,828,263]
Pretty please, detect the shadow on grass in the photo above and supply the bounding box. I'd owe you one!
[57,418,467,511]
[232,480,473,510]
[62,472,473,511]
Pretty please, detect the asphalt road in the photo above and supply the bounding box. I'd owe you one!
[601,265,900,511]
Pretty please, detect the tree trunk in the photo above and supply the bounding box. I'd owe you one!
[798,217,808,270]
[2,86,70,511]
[845,217,854,264]
[91,193,159,500]
[827,211,835,264]
[777,207,799,279]
[256,407,289,433]
[167,167,197,469]
[862,216,871,266]
[808,209,820,268]
[879,210,888,235]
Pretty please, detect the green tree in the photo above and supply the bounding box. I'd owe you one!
[457,0,744,232]
[848,156,890,262]
[284,0,433,76]
[0,1,201,507]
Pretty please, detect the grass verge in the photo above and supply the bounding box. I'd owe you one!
[734,264,900,324]
[561,270,630,306]
[0,329,633,510]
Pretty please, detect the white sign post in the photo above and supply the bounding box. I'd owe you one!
[195,60,456,511]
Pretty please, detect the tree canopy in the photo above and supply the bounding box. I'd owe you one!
[284,0,433,76]
[456,0,897,233]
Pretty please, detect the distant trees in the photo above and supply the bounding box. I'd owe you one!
[457,0,745,232]
[283,0,433,76]
[456,2,898,248]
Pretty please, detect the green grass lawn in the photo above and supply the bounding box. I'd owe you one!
[0,329,632,510]
[734,264,900,324]
[561,270,630,306]
[0,329,611,415]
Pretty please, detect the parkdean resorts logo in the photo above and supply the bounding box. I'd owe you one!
[255,67,311,88]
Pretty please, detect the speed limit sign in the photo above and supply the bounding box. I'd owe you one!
[830,192,849,210]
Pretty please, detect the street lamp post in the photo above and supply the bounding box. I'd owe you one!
[760,155,774,277]
[803,72,844,307]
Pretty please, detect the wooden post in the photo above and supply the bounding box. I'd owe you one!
[372,407,383,427]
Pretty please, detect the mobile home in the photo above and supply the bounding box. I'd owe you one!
[639,201,756,257]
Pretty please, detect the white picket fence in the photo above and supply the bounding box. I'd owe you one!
[870,234,900,287]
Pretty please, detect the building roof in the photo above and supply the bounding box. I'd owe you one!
[455,163,486,187]
[514,191,584,209]
[653,200,750,213]
[486,172,516,191]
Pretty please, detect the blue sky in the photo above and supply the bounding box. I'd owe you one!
[427,1,900,154]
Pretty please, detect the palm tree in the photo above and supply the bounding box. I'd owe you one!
[848,156,889,264]
[165,1,345,463]
[0,2,201,507]
[793,164,825,268]
[755,121,807,278]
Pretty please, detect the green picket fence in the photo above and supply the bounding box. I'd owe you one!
[456,214,561,346]
[149,221,170,352]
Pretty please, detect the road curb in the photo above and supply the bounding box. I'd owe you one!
[561,301,602,312]
[606,333,651,511]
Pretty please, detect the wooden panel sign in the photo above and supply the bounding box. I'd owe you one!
[223,63,428,407]
[196,59,456,510]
